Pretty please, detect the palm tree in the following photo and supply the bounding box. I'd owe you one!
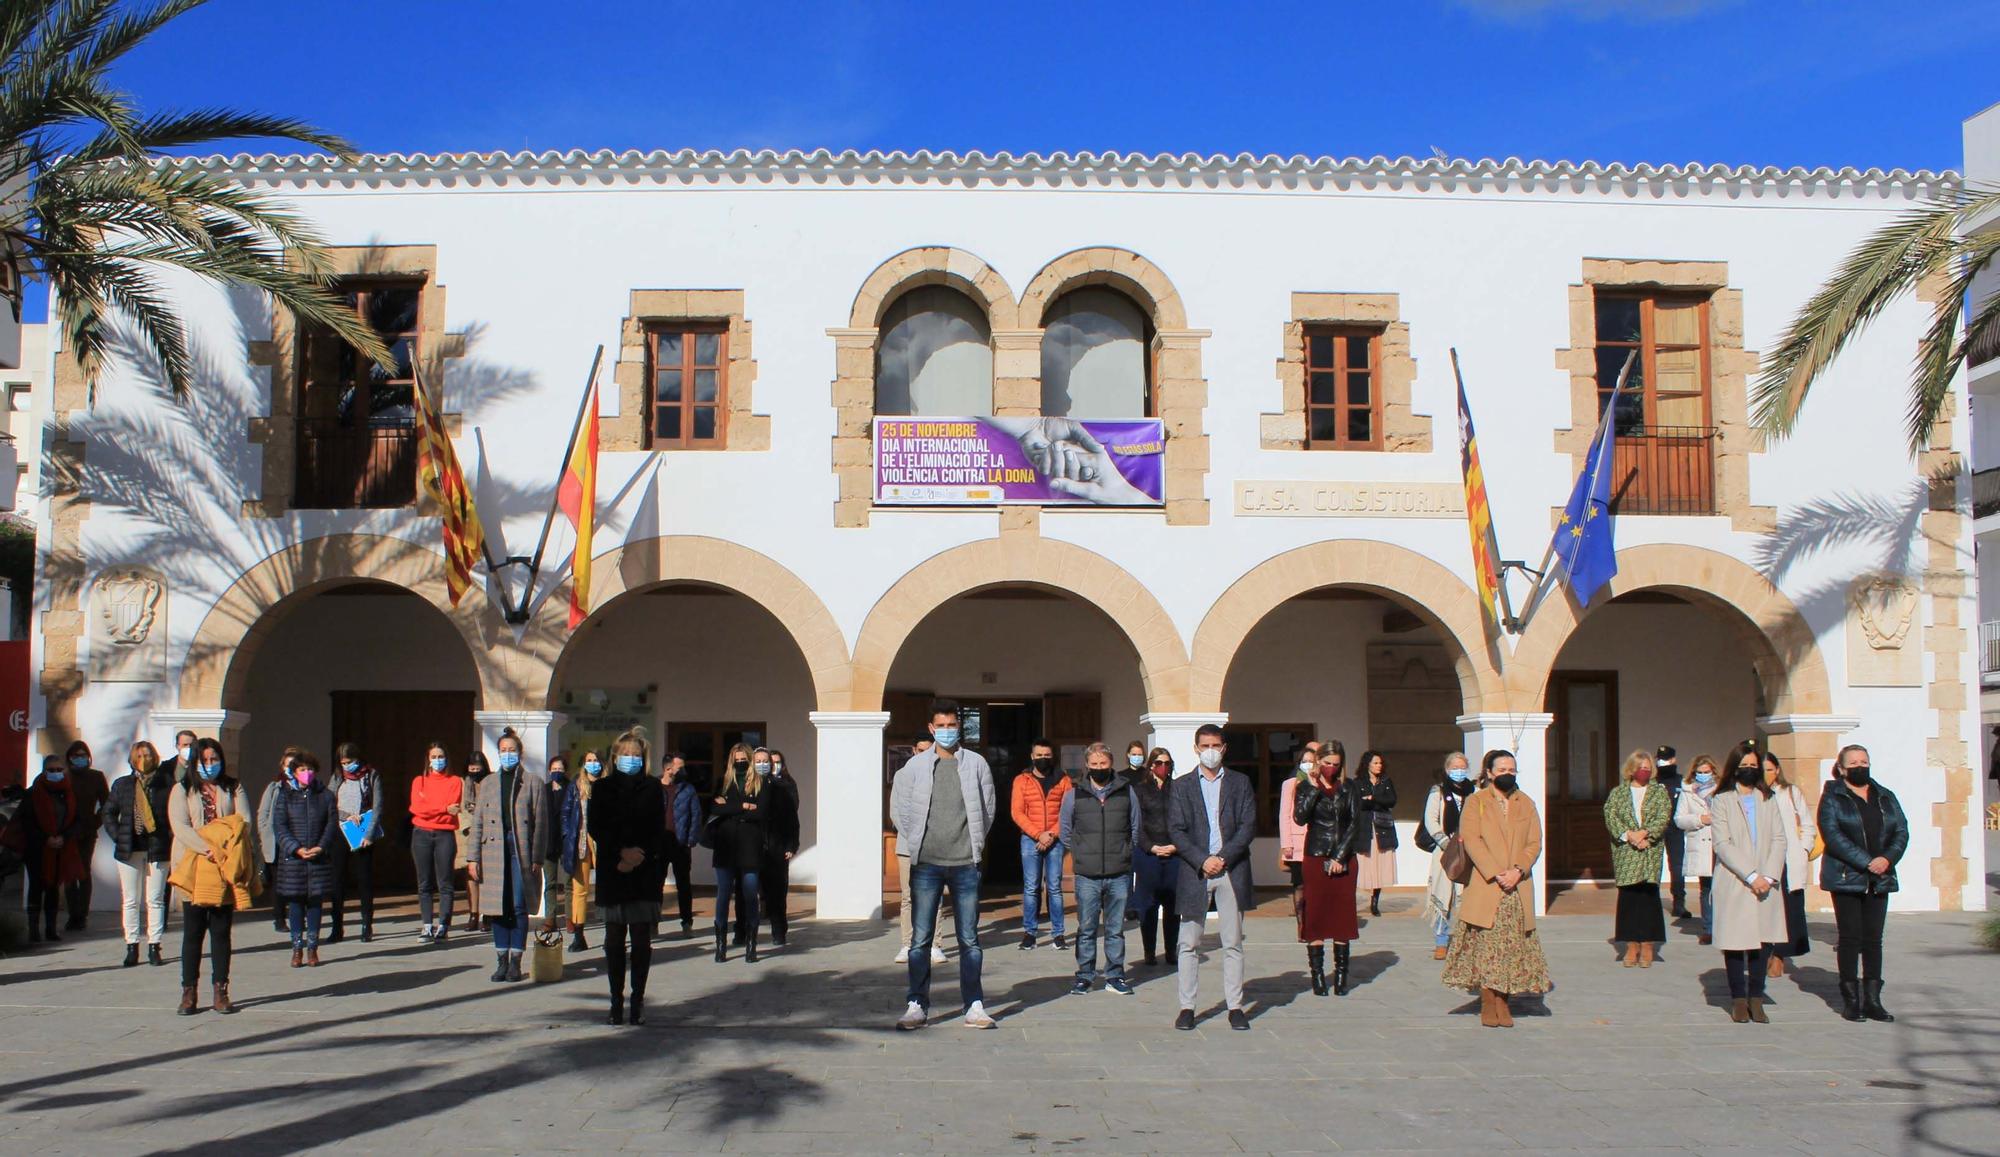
[1753,183,2000,455]
[0,0,387,399]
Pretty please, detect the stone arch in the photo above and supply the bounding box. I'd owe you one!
[179,533,503,712]
[1508,543,1833,718]
[846,246,1019,331]
[1188,540,1502,715]
[1019,246,1189,330]
[541,535,853,712]
[850,538,1191,712]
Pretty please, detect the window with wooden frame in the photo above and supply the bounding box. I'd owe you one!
[647,324,729,448]
[1303,326,1381,449]
[1592,292,1716,514]
[1220,722,1316,838]
[294,278,424,508]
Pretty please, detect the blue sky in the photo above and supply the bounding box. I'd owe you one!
[107,0,1995,171]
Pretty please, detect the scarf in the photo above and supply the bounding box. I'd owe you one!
[132,768,160,836]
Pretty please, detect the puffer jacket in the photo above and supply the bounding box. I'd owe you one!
[105,768,176,863]
[1010,768,1071,841]
[271,781,342,900]
[663,778,703,848]
[1817,779,1908,895]
[1294,776,1363,861]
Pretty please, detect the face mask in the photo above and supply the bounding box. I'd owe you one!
[430,757,448,772]
[468,766,484,778]
[342,761,361,776]
[1197,748,1223,771]
[1151,762,1171,779]
[1446,767,1471,783]
[1493,773,1518,794]
[1633,769,1653,786]
[1693,772,1715,787]
[754,762,772,776]
[733,758,750,773]
[1128,754,1144,770]
[584,760,604,777]
[1298,761,1314,774]
[1845,765,1872,787]
[45,770,66,784]
[498,752,520,771]
[1032,756,1056,775]
[615,755,643,776]
[1088,767,1113,784]
[770,763,784,777]
[295,770,316,788]
[198,762,223,781]
[177,746,192,764]
[933,727,959,750]
[1733,766,1762,790]
[69,756,89,769]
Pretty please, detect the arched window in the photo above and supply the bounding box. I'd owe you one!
[1040,287,1151,417]
[875,286,992,415]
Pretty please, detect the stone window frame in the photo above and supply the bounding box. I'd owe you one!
[1261,292,1431,453]
[245,244,462,519]
[1555,258,1772,533]
[604,290,764,453]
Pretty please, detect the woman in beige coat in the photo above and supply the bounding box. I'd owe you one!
[1709,740,1787,1024]
[1440,750,1550,1028]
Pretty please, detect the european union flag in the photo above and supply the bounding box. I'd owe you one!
[1549,409,1619,606]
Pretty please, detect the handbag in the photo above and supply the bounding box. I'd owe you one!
[1413,819,1438,854]
[1440,835,1473,885]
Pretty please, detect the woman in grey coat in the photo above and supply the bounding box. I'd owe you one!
[1708,741,1787,1024]
[465,728,550,982]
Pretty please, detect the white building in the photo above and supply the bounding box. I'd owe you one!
[30,138,1987,918]
[1966,103,2000,796]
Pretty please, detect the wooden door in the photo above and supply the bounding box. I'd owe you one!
[329,690,477,890]
[1546,671,1618,881]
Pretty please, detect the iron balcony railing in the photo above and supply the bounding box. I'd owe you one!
[1608,425,1717,515]
[1981,620,2000,681]
[1973,468,2000,520]
[294,421,418,509]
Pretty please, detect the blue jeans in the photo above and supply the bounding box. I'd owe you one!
[286,900,323,949]
[1129,850,1180,960]
[490,913,528,952]
[1020,836,1065,937]
[907,861,983,1011]
[1699,876,1713,936]
[714,866,761,940]
[1073,874,1130,983]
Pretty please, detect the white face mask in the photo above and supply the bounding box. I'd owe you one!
[1297,761,1313,774]
[1197,748,1224,771]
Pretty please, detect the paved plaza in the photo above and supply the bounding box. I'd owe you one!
[1,859,1996,1156]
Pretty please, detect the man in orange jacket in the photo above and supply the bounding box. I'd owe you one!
[1010,739,1072,951]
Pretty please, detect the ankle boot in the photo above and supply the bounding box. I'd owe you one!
[1369,890,1381,917]
[290,948,304,968]
[1307,945,1328,996]
[148,944,165,967]
[570,926,587,953]
[746,933,761,964]
[505,951,525,982]
[1838,979,1863,1021]
[1333,943,1352,995]
[1861,979,1894,1022]
[1730,998,1750,1023]
[123,944,140,968]
[629,993,646,1026]
[714,931,727,963]
[606,995,625,1026]
[306,947,321,968]
[491,953,509,982]
[1491,990,1513,1027]
[212,982,234,1015]
[177,985,200,1015]
[1747,996,1769,1024]
[1479,988,1499,1027]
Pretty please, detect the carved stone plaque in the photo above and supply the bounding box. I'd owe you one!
[1845,574,1920,687]
[89,566,166,683]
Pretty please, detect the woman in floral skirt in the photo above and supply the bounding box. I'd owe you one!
[1441,749,1551,1028]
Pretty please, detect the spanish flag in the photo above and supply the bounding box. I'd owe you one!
[1456,371,1504,627]
[557,377,601,629]
[413,361,487,606]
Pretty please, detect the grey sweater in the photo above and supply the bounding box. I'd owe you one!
[892,746,995,866]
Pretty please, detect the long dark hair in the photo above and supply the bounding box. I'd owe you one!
[1356,750,1386,781]
[1724,740,1772,799]
[189,738,237,791]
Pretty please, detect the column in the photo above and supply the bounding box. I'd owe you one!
[1456,712,1555,918]
[1140,711,1228,777]
[147,708,250,768]
[810,710,891,920]
[472,710,566,771]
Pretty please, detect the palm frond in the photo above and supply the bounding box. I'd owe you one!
[1908,230,2000,450]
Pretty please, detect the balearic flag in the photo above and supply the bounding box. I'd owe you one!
[413,361,487,606]
[556,376,601,629]
[1456,373,1504,626]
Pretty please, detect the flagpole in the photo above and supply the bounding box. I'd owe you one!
[526,344,605,582]
[1515,349,1636,635]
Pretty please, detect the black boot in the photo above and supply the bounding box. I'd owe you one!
[1308,945,1328,997]
[148,944,164,967]
[123,944,140,968]
[606,995,625,1025]
[505,951,525,982]
[1838,979,1863,1022]
[1369,890,1381,917]
[714,931,727,963]
[1861,979,1894,1022]
[570,928,587,953]
[746,932,761,964]
[1333,943,1351,996]
[629,993,646,1026]
[490,953,509,983]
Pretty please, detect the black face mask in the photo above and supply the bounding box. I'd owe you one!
[1032,757,1056,775]
[1088,768,1113,784]
[1845,765,1872,787]
[1492,773,1517,794]
[1734,766,1763,790]
[733,759,750,773]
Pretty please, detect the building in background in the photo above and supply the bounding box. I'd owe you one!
[1966,102,2000,799]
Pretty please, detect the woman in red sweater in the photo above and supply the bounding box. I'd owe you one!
[408,741,465,944]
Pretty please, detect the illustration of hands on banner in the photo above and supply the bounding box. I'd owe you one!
[873,416,1165,506]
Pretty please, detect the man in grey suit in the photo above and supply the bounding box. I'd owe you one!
[891,699,998,1031]
[1168,723,1257,1031]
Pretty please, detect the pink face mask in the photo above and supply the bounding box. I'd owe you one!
[295,769,316,788]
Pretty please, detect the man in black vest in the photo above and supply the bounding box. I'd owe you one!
[1059,743,1139,996]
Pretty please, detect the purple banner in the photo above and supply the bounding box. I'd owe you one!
[874,417,1165,506]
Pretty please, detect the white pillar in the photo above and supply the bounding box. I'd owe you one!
[473,710,566,772]
[1456,712,1555,918]
[809,710,891,920]
[145,709,248,748]
[1140,711,1228,777]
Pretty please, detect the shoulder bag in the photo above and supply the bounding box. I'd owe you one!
[1440,833,1473,885]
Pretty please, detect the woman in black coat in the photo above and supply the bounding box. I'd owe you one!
[708,742,768,964]
[272,751,342,967]
[1816,744,1908,1023]
[588,727,669,1025]
[1351,750,1399,917]
[104,740,176,966]
[1295,747,1364,996]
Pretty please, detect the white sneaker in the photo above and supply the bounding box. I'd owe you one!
[930,946,947,963]
[896,1001,928,1031]
[963,1001,996,1029]
[894,946,910,963]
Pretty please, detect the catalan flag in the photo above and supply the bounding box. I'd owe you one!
[1455,371,1504,626]
[556,376,601,629]
[413,361,487,606]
